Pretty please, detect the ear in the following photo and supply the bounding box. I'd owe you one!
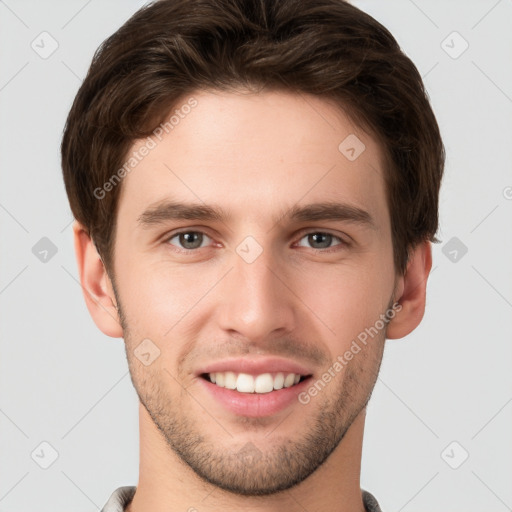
[73,221,123,338]
[386,241,432,340]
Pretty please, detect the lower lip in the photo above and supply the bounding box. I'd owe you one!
[198,376,312,418]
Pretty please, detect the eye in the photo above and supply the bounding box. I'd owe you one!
[166,230,213,251]
[295,231,345,251]
[164,229,347,253]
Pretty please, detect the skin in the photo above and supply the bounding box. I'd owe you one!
[74,89,431,512]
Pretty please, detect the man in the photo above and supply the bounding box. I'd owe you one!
[61,0,444,510]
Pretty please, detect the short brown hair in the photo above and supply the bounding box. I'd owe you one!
[61,0,444,275]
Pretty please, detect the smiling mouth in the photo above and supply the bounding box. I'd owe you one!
[200,372,312,394]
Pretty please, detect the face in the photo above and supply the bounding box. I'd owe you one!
[110,89,398,496]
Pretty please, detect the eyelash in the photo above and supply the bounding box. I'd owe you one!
[164,229,349,254]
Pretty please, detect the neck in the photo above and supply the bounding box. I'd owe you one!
[126,404,367,512]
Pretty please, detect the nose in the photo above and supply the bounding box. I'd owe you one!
[216,241,297,343]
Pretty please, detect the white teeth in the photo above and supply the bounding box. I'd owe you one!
[284,373,295,388]
[254,373,274,393]
[224,371,237,390]
[236,373,255,393]
[274,372,284,390]
[208,371,305,393]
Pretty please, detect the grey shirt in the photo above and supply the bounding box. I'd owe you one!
[100,486,383,511]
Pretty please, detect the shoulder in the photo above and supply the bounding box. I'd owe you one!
[100,486,136,512]
[362,489,383,512]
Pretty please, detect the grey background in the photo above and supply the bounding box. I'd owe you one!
[1,0,511,510]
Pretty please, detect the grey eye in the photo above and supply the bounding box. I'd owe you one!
[297,232,342,250]
[168,231,211,250]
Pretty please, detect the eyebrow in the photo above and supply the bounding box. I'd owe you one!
[137,200,376,229]
[286,202,375,228]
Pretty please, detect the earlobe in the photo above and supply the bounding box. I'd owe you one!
[73,221,123,338]
[386,241,432,340]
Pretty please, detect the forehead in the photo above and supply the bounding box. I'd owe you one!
[117,89,389,229]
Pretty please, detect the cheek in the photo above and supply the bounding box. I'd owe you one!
[293,263,393,335]
[116,257,222,338]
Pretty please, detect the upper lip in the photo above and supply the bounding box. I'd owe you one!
[195,357,314,377]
